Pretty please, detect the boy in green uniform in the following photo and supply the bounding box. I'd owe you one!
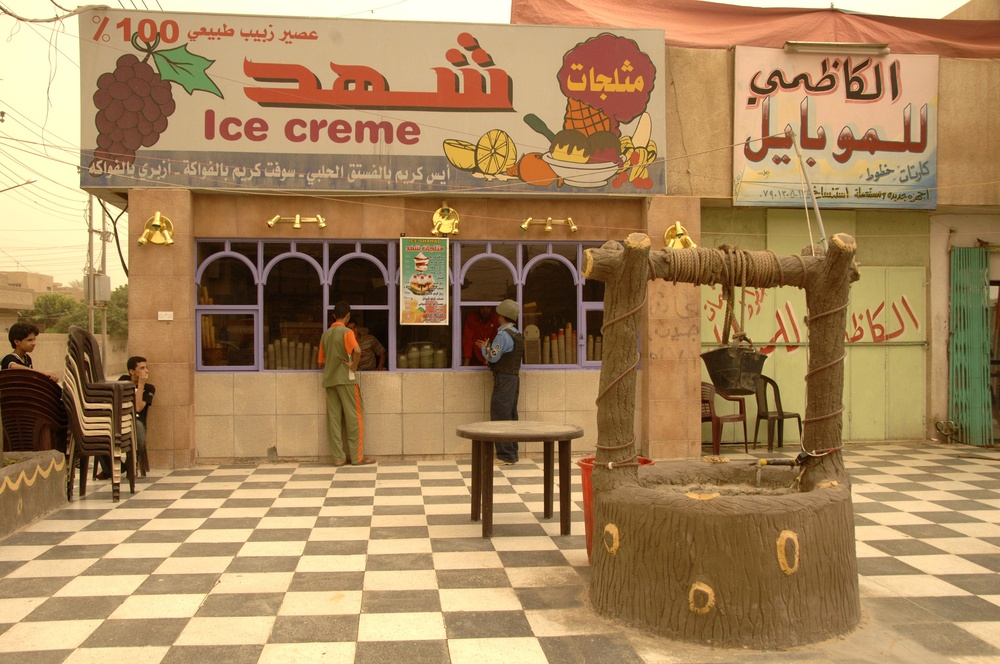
[318,301,374,466]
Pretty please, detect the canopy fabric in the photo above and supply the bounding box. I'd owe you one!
[510,0,1000,59]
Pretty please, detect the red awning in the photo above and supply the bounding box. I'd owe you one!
[511,0,1000,58]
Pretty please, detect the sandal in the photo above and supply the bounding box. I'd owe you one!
[332,460,348,467]
[354,458,376,466]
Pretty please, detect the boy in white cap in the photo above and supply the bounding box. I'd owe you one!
[479,299,524,465]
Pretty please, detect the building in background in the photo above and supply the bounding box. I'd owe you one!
[78,3,1000,467]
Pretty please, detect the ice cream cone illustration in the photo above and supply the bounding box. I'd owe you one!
[563,97,613,136]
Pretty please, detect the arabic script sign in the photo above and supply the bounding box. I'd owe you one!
[78,10,666,196]
[733,46,938,209]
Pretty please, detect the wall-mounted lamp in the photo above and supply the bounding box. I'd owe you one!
[137,211,174,246]
[663,221,696,249]
[431,201,460,235]
[520,216,577,233]
[783,41,890,55]
[266,214,326,229]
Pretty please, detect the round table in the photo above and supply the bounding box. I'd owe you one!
[456,421,585,538]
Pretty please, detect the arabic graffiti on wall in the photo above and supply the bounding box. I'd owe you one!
[732,46,939,209]
[79,10,666,196]
[701,267,925,353]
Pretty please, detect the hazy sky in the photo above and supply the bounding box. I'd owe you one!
[0,0,969,289]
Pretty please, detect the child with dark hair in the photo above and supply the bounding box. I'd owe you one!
[97,355,154,480]
[2,322,58,381]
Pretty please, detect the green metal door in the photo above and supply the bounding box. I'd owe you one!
[949,247,992,446]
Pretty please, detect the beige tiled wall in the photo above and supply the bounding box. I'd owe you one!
[194,369,608,463]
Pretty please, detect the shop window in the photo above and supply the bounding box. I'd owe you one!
[523,257,578,366]
[264,257,323,370]
[197,250,258,370]
[195,239,604,372]
[200,312,257,368]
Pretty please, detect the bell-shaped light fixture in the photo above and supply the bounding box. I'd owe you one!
[137,211,175,246]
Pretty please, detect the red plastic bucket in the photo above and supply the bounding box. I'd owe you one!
[577,456,655,563]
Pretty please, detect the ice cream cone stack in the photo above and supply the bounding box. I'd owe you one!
[563,97,613,136]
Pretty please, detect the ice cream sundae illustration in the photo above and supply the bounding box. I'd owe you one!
[408,252,435,294]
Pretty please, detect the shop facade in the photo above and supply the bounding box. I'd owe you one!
[81,7,1000,467]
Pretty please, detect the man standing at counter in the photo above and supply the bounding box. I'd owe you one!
[318,301,374,466]
[480,299,524,465]
[462,305,498,366]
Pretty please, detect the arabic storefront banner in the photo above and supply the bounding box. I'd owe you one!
[400,238,449,325]
[733,46,939,209]
[78,10,665,196]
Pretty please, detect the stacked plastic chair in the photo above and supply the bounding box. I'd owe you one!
[62,326,137,502]
[0,370,68,453]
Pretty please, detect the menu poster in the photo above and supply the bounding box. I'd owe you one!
[400,237,449,325]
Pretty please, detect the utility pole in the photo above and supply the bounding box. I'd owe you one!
[87,195,94,334]
[86,194,111,363]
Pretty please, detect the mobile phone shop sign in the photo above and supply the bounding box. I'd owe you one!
[733,46,938,209]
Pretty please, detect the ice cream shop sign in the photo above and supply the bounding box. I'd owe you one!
[78,9,666,196]
[400,238,449,326]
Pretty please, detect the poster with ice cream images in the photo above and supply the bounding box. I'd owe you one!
[78,9,665,195]
[400,238,449,325]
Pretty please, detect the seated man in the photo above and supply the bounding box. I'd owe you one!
[98,356,154,480]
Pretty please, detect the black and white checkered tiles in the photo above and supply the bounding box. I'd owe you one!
[0,443,997,663]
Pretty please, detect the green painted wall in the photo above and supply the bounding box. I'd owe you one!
[700,209,929,447]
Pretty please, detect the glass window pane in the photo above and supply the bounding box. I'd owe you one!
[585,310,604,362]
[463,257,514,302]
[331,257,388,305]
[491,243,517,265]
[328,243,354,265]
[583,278,605,302]
[460,243,487,268]
[231,242,257,262]
[551,243,578,263]
[200,257,256,305]
[297,242,323,263]
[197,241,224,264]
[201,313,255,367]
[523,258,577,364]
[396,326,452,368]
[263,242,291,265]
[264,258,322,369]
[361,244,388,264]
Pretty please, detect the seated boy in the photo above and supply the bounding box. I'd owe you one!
[97,356,154,480]
[2,322,58,381]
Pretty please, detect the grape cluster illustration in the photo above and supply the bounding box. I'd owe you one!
[91,54,175,171]
[88,35,222,174]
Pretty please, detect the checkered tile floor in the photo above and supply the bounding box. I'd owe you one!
[0,444,999,663]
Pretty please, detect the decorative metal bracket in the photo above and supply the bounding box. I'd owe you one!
[520,216,577,233]
[266,214,326,229]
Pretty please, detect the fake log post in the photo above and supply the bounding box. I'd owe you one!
[581,232,861,648]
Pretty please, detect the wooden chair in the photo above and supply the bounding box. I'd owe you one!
[753,375,803,452]
[701,381,748,455]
